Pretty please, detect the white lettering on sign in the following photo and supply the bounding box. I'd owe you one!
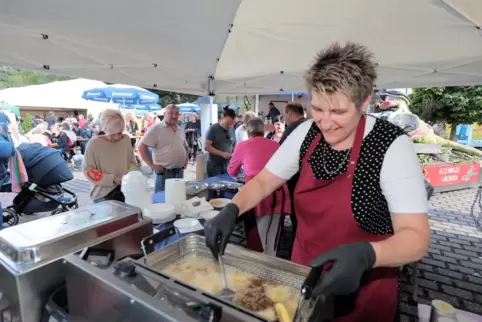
[442,175,458,183]
[438,167,460,175]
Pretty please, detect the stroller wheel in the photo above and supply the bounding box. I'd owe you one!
[2,208,20,227]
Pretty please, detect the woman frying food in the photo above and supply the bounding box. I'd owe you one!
[205,42,430,321]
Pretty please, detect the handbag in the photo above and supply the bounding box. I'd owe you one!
[94,185,125,203]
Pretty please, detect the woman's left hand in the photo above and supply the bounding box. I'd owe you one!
[309,242,376,297]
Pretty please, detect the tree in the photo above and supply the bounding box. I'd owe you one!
[149,89,199,107]
[0,67,72,89]
[410,86,482,140]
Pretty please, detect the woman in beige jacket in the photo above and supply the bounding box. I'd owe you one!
[83,108,137,203]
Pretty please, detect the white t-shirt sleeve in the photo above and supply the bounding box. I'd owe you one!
[380,135,428,214]
[265,120,313,179]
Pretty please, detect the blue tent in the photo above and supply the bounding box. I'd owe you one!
[82,85,159,105]
[178,103,200,113]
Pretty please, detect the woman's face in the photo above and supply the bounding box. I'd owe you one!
[311,91,366,147]
[274,122,284,134]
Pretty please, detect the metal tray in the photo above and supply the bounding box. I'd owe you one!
[0,201,144,272]
[140,234,310,289]
[186,181,209,195]
[216,181,243,190]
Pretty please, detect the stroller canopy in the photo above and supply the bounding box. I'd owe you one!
[17,143,73,186]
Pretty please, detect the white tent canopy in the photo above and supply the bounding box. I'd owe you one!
[1,0,482,95]
[0,78,116,114]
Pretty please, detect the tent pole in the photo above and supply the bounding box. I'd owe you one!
[291,93,295,102]
[254,94,259,115]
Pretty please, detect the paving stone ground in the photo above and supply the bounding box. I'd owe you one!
[2,165,482,320]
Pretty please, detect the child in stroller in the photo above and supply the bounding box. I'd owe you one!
[2,142,77,229]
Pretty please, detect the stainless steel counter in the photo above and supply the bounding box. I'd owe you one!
[0,201,152,322]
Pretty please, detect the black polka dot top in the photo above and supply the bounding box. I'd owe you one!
[299,116,406,235]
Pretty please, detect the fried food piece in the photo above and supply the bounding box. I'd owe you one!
[265,285,291,303]
[234,287,273,312]
[274,303,292,322]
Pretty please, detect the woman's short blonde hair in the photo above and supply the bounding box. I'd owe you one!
[304,42,377,109]
[101,108,125,135]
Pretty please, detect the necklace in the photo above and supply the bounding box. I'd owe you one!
[322,142,352,176]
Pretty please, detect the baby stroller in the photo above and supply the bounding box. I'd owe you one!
[5,143,78,225]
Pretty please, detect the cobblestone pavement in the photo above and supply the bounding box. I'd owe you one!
[2,165,482,320]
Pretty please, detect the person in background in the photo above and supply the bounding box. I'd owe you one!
[72,122,87,154]
[204,108,236,177]
[205,42,430,321]
[26,123,52,147]
[45,111,56,130]
[227,118,290,255]
[266,102,281,122]
[0,123,16,192]
[234,111,256,144]
[0,110,11,126]
[185,114,201,163]
[138,104,189,192]
[56,122,72,159]
[234,115,243,130]
[279,102,307,236]
[266,115,285,143]
[142,113,154,134]
[31,115,44,130]
[65,114,77,124]
[280,103,306,145]
[78,114,88,129]
[88,113,103,136]
[125,112,140,147]
[83,108,137,203]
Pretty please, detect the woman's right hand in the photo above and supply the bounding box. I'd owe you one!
[205,203,239,258]
[114,175,123,185]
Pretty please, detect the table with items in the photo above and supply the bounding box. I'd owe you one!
[150,174,246,249]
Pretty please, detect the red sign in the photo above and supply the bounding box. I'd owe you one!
[423,163,480,187]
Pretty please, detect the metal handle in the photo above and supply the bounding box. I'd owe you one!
[141,227,176,256]
[218,255,229,289]
[301,266,323,300]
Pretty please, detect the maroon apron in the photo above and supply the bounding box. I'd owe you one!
[244,175,288,253]
[292,116,398,321]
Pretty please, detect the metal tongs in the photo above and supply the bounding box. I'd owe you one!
[293,266,325,322]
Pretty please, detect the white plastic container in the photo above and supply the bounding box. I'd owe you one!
[143,204,176,224]
[121,171,152,210]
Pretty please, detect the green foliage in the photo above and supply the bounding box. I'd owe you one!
[410,86,482,126]
[0,67,72,89]
[149,89,199,107]
[21,114,33,133]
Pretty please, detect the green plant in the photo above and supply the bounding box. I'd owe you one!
[21,114,33,133]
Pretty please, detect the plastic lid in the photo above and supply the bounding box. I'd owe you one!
[143,204,176,224]
[173,218,203,234]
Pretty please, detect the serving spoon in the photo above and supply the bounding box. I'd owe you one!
[217,254,236,298]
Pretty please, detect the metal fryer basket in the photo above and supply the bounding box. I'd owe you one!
[140,234,311,289]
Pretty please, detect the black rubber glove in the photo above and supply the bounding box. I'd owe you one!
[204,203,239,258]
[309,242,376,297]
